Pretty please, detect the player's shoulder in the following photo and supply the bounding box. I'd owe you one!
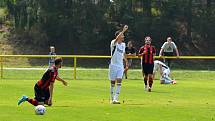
[171,41,176,45]
[139,46,145,49]
[151,45,156,49]
[110,39,117,46]
[48,66,56,72]
[162,42,168,45]
[154,60,159,63]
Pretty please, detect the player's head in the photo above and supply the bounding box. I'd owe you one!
[115,30,124,42]
[127,40,133,48]
[144,36,151,45]
[55,58,63,68]
[50,46,55,53]
[167,37,172,43]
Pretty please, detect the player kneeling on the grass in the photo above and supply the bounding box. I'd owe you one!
[18,58,68,106]
[109,25,128,104]
[153,60,176,84]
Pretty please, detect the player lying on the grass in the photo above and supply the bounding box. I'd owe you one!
[153,60,176,84]
[18,58,68,106]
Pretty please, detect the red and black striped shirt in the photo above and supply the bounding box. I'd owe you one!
[138,44,156,64]
[37,66,58,90]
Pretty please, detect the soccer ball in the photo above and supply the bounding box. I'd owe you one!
[35,105,46,115]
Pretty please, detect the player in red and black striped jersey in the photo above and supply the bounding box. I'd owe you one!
[18,58,67,106]
[138,36,156,92]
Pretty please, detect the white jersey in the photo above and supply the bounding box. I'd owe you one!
[153,60,169,73]
[110,40,125,68]
[161,42,177,52]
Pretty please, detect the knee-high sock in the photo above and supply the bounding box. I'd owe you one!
[110,84,115,100]
[144,77,148,86]
[114,83,121,101]
[110,81,115,101]
[148,77,153,88]
[27,98,38,106]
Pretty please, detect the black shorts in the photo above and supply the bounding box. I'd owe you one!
[124,59,133,68]
[34,84,50,102]
[163,52,173,56]
[142,63,154,75]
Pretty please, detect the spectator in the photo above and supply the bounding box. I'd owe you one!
[159,37,179,67]
[124,40,136,79]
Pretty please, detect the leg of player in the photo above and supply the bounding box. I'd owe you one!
[18,95,28,105]
[143,73,148,91]
[148,74,153,92]
[161,75,176,84]
[110,80,115,102]
[18,95,39,106]
[27,98,39,106]
[124,68,128,79]
[113,78,122,104]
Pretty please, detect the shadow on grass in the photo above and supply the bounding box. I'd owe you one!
[50,105,72,108]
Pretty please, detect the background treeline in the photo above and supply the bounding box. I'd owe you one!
[0,0,215,56]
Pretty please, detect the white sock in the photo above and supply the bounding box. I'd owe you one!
[114,83,121,101]
[110,84,115,101]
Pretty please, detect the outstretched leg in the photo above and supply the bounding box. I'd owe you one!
[18,96,39,106]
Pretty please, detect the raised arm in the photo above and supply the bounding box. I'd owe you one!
[113,25,128,44]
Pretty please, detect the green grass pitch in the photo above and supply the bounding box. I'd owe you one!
[0,69,215,121]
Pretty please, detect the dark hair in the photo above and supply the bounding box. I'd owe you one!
[115,30,121,37]
[55,58,63,66]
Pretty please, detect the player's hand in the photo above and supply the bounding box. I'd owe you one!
[123,25,128,32]
[62,80,68,86]
[124,66,129,71]
[138,54,143,57]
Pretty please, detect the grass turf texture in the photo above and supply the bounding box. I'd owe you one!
[0,69,215,121]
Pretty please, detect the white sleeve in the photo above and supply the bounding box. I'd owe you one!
[123,43,126,53]
[110,39,116,48]
[110,40,117,56]
[161,42,167,49]
[172,42,177,49]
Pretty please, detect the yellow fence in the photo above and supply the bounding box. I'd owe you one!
[0,55,215,79]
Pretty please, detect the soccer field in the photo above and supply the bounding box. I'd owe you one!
[0,69,215,121]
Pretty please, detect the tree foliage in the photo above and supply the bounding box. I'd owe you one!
[1,0,215,55]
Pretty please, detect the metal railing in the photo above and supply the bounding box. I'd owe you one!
[1,55,215,79]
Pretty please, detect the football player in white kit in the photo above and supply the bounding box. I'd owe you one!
[109,25,128,104]
[153,60,176,84]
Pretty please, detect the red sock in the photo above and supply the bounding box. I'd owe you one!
[27,98,38,106]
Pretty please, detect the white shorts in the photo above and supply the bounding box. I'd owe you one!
[109,64,124,81]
